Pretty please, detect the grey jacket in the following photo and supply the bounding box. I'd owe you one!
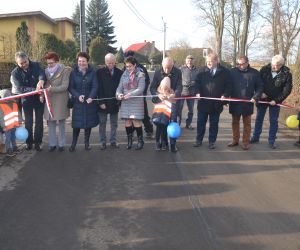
[116,69,145,120]
[180,65,200,96]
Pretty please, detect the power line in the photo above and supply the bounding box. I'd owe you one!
[122,0,162,32]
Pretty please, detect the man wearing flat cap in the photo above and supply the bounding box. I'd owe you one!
[177,55,199,129]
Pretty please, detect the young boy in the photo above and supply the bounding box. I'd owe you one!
[0,89,20,156]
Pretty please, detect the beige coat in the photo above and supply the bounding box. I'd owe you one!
[44,65,72,121]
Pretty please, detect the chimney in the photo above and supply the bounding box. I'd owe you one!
[151,41,155,53]
[144,40,146,43]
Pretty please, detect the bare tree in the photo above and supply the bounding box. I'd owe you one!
[259,0,300,59]
[240,0,252,56]
[194,0,226,60]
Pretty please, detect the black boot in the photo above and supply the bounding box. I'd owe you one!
[136,136,144,150]
[126,126,133,149]
[69,128,80,152]
[135,126,144,150]
[84,128,91,150]
[126,134,132,149]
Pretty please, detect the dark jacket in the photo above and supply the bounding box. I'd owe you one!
[11,60,46,106]
[150,66,182,121]
[180,64,200,96]
[195,65,232,113]
[229,66,263,116]
[97,66,123,114]
[69,65,99,129]
[260,64,292,103]
[138,64,150,95]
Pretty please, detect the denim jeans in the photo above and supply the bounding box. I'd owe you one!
[99,112,118,144]
[196,111,220,143]
[5,128,17,150]
[23,102,44,145]
[48,119,66,147]
[177,98,195,126]
[252,104,280,144]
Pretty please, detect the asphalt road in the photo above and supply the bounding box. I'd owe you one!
[0,92,300,249]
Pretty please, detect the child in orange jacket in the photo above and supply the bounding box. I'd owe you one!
[0,89,21,156]
[152,77,175,150]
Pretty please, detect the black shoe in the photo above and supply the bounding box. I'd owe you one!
[58,147,65,152]
[250,137,259,144]
[110,142,119,148]
[6,148,16,157]
[294,141,300,147]
[161,142,168,151]
[155,142,162,151]
[35,144,42,152]
[100,143,107,150]
[69,145,76,152]
[26,144,33,150]
[185,125,194,130]
[13,146,20,152]
[49,146,56,152]
[269,142,277,149]
[85,144,91,150]
[208,143,215,149]
[170,144,178,153]
[193,141,202,147]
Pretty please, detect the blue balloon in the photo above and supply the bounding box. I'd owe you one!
[167,122,181,139]
[15,127,28,141]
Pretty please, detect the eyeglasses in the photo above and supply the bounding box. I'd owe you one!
[237,62,248,66]
[47,61,56,65]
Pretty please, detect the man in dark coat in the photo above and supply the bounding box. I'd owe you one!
[97,53,123,150]
[124,50,154,138]
[194,53,232,149]
[150,57,182,152]
[177,54,200,129]
[228,56,263,150]
[11,51,45,151]
[250,54,293,149]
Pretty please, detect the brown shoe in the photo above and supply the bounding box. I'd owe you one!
[227,142,239,147]
[241,144,250,150]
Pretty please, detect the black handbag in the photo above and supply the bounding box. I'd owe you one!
[67,97,74,109]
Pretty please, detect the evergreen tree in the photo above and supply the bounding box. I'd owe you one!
[116,47,124,63]
[89,36,108,65]
[16,21,32,56]
[71,3,81,50]
[86,0,117,53]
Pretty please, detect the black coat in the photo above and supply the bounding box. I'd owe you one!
[260,64,292,103]
[229,67,263,116]
[69,65,99,129]
[150,66,182,121]
[97,66,123,114]
[195,65,232,114]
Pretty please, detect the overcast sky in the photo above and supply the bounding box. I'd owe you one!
[0,0,207,52]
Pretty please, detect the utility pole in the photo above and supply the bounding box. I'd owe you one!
[162,17,166,58]
[80,0,87,52]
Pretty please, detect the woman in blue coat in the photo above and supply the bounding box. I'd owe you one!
[68,52,99,152]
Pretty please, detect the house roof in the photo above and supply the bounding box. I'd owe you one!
[125,42,149,53]
[0,11,77,26]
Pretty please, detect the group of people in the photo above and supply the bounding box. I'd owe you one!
[0,49,299,157]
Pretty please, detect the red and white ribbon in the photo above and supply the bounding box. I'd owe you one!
[0,89,54,118]
[93,95,300,110]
